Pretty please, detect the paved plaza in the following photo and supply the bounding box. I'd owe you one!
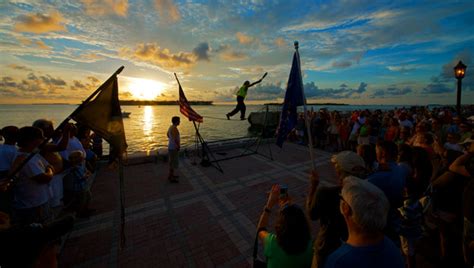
[59,142,336,267]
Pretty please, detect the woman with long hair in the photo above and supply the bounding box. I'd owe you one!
[257,185,313,267]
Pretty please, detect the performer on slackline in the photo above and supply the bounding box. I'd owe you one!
[226,73,267,120]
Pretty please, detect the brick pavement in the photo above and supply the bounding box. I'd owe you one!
[59,143,335,267]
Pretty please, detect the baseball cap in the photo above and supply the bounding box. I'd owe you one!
[331,151,365,174]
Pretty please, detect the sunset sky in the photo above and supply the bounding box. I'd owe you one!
[1,0,473,105]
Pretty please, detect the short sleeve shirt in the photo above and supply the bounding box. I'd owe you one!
[264,233,313,268]
[236,85,249,98]
[13,153,51,209]
[0,144,18,172]
[323,237,404,268]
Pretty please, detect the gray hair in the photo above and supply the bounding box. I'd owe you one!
[341,176,389,233]
[32,119,53,131]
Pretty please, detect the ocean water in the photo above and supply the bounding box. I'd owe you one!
[0,104,405,153]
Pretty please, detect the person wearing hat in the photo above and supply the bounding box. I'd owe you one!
[449,135,474,266]
[306,151,366,268]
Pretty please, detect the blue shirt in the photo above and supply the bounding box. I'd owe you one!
[323,237,404,268]
[368,161,406,208]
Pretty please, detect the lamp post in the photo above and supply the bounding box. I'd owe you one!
[454,60,467,116]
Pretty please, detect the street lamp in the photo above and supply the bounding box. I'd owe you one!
[454,60,467,115]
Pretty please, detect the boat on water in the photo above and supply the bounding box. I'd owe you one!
[122,112,131,118]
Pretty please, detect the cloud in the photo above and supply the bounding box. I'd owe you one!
[192,42,211,61]
[35,40,51,50]
[422,83,453,94]
[304,82,368,99]
[120,43,196,68]
[214,44,248,61]
[70,80,86,91]
[220,50,248,61]
[214,81,368,101]
[236,32,256,45]
[387,65,416,73]
[82,53,105,61]
[155,0,181,22]
[372,86,413,97]
[8,64,33,72]
[0,77,17,88]
[436,50,473,91]
[14,11,67,33]
[81,0,129,17]
[70,76,100,91]
[0,72,68,97]
[422,51,473,94]
[0,72,103,101]
[250,82,285,100]
[355,82,367,93]
[274,37,286,47]
[332,60,352,68]
[27,73,66,87]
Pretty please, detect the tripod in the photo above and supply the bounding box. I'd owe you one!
[192,121,223,173]
[209,104,274,163]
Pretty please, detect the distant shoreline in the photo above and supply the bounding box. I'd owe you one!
[264,102,349,106]
[120,100,213,106]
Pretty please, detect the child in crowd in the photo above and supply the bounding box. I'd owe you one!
[338,118,349,151]
[296,114,306,145]
[327,115,339,151]
[444,133,463,153]
[399,180,424,268]
[11,127,53,225]
[91,132,103,158]
[64,151,92,217]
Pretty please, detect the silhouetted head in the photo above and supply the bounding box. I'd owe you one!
[1,126,19,144]
[275,205,311,255]
[244,81,250,86]
[172,116,180,125]
[17,126,44,148]
[32,119,54,137]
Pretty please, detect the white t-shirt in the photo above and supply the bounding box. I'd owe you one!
[167,125,180,150]
[13,152,51,209]
[399,119,413,129]
[444,142,463,152]
[49,172,66,207]
[60,136,86,160]
[0,144,18,172]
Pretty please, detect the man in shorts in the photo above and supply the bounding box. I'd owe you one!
[167,117,180,183]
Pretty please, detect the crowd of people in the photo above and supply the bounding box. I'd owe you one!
[1,105,473,267]
[0,119,102,267]
[258,105,474,267]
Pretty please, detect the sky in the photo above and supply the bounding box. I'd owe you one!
[0,0,473,105]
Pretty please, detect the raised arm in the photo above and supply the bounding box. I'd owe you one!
[449,152,473,177]
[257,184,280,241]
[306,170,322,220]
[248,73,267,87]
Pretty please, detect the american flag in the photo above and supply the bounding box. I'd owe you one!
[176,74,203,123]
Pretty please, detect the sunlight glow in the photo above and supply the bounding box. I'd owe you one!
[143,106,153,137]
[128,78,165,100]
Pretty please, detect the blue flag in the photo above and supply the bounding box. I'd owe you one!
[276,50,305,147]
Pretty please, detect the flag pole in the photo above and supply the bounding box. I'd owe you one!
[294,41,316,171]
[3,66,125,188]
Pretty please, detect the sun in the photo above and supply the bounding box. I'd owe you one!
[128,78,166,100]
